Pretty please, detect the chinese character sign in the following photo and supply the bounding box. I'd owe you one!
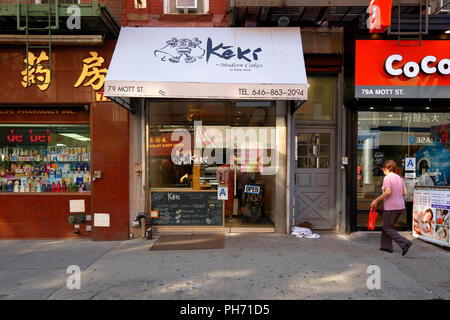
[21,51,51,91]
[74,51,108,90]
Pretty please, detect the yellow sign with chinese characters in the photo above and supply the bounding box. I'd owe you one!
[21,51,51,91]
[74,51,108,91]
[20,50,109,94]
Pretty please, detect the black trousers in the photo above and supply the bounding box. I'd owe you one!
[380,210,410,250]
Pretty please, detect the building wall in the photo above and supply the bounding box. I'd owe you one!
[124,0,229,27]
[0,41,129,240]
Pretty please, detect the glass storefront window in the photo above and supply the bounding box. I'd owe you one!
[0,124,91,193]
[148,101,278,227]
[295,76,335,121]
[356,110,450,229]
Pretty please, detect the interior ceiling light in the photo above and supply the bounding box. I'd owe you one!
[59,133,90,141]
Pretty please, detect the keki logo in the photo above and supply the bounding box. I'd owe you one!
[154,37,205,63]
[154,37,262,64]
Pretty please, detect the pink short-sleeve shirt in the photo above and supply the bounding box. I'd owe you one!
[382,173,406,210]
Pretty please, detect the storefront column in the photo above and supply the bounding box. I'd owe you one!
[129,100,145,238]
[90,102,129,241]
[275,101,287,233]
[336,71,347,233]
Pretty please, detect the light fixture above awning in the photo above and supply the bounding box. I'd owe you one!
[104,27,307,101]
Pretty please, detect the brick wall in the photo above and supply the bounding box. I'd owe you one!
[209,0,227,14]
[123,0,229,27]
[0,0,227,27]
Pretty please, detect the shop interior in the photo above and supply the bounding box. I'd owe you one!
[356,109,450,230]
[148,100,279,228]
[0,124,91,193]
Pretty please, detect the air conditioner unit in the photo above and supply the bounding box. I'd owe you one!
[166,0,206,14]
[176,0,197,9]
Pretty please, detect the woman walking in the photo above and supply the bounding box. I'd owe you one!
[371,160,413,256]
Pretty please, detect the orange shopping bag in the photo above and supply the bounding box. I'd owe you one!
[367,207,378,231]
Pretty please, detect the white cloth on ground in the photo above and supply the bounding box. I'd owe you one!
[291,226,320,239]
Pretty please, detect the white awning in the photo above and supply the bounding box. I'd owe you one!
[105,27,307,100]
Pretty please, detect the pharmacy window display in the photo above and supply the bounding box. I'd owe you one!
[0,125,91,193]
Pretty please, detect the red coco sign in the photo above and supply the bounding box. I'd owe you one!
[355,40,450,98]
[385,54,450,78]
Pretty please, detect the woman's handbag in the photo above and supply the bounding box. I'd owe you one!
[367,207,378,231]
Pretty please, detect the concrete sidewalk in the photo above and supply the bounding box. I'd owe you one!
[0,231,449,300]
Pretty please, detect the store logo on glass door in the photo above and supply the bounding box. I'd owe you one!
[441,120,449,145]
[154,37,263,70]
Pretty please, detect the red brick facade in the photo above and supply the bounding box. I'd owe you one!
[122,0,228,27]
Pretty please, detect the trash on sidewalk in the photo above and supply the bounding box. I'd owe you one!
[291,226,320,239]
[298,221,313,229]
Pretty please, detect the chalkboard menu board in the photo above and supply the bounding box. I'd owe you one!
[150,190,224,226]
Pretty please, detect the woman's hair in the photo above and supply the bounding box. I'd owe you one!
[381,160,397,173]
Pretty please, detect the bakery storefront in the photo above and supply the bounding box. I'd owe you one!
[0,41,129,240]
[351,39,450,233]
[105,27,307,233]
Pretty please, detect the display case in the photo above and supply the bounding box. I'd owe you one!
[0,125,91,193]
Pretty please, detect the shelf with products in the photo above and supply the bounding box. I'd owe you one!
[0,124,91,194]
[1,161,91,163]
[0,148,91,194]
[0,146,91,163]
[0,163,91,193]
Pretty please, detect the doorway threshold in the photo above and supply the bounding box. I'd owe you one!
[228,227,275,233]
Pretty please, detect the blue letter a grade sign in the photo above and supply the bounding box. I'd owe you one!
[405,157,416,171]
[218,186,228,200]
